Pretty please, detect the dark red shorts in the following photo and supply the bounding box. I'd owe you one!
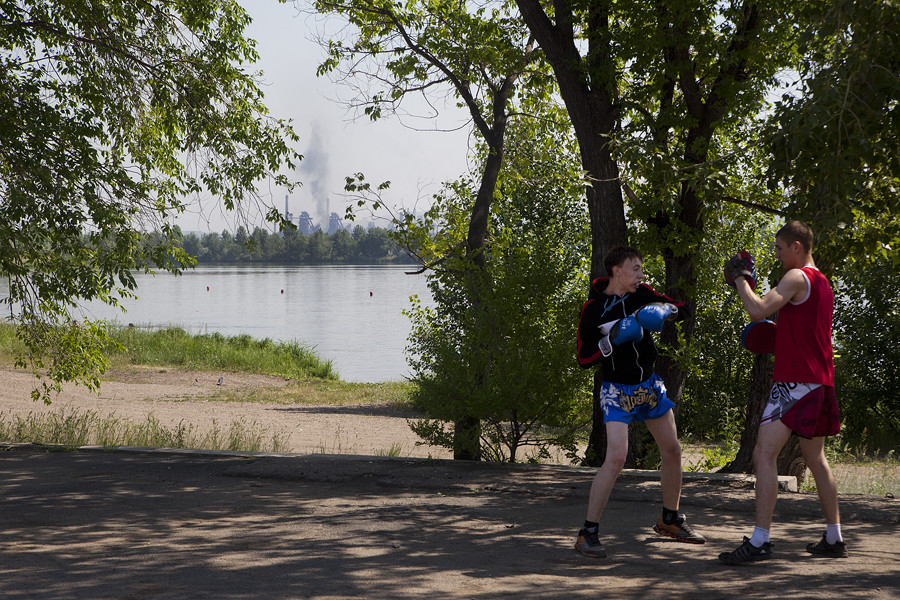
[779,384,841,439]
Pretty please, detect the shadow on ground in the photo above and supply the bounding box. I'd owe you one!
[0,446,896,599]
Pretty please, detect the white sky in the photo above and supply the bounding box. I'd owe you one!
[176,1,472,234]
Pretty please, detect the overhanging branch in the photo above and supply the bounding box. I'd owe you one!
[620,181,787,216]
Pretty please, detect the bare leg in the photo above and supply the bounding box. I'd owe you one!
[645,409,682,510]
[800,436,840,524]
[586,421,628,523]
[752,420,793,530]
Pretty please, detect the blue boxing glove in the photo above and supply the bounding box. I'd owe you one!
[635,302,678,332]
[741,320,776,354]
[598,316,643,357]
[724,250,757,290]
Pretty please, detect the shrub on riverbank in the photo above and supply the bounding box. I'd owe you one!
[108,326,337,380]
[0,322,336,381]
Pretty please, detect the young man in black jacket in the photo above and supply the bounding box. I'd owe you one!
[574,246,705,558]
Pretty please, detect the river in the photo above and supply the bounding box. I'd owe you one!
[3,265,433,383]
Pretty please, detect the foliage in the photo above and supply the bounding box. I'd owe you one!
[613,0,795,229]
[671,212,782,441]
[764,0,900,265]
[0,0,301,402]
[173,225,413,265]
[684,440,739,474]
[310,0,549,127]
[406,118,594,462]
[832,254,900,452]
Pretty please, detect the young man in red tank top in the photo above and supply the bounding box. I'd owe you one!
[719,221,846,565]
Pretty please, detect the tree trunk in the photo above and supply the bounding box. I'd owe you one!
[454,104,510,460]
[514,1,627,466]
[453,415,482,461]
[651,0,762,423]
[722,353,773,473]
[585,370,606,466]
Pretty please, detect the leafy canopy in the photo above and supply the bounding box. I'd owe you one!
[0,0,301,401]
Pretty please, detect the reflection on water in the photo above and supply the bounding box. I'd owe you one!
[4,265,433,383]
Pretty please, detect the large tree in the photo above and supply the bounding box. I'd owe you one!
[0,0,301,401]
[406,113,593,462]
[515,0,797,465]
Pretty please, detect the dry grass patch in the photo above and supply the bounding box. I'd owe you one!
[198,379,418,410]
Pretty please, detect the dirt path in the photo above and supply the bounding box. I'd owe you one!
[0,448,897,600]
[0,366,452,459]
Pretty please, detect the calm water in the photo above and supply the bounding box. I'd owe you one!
[5,265,433,383]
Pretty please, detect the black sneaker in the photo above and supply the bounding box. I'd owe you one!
[806,533,848,558]
[718,536,774,565]
[574,526,607,558]
[653,515,707,544]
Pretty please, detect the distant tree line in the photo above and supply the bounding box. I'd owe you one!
[167,225,416,265]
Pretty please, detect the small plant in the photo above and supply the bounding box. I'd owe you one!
[375,442,404,457]
[685,442,739,473]
[684,404,742,472]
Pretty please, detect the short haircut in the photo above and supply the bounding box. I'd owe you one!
[604,245,643,277]
[776,220,814,254]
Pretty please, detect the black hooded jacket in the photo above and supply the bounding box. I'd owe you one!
[576,278,687,385]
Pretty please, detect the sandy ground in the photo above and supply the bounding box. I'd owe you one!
[0,366,453,459]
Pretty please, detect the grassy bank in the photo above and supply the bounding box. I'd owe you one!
[0,321,338,381]
[0,321,414,406]
[110,325,338,380]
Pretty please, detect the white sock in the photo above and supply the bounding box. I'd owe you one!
[826,523,843,545]
[748,526,770,547]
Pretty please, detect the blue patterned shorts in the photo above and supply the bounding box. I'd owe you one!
[600,373,674,424]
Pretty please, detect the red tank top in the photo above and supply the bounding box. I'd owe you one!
[773,267,834,385]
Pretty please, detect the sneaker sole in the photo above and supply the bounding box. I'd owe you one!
[806,549,848,558]
[718,553,773,565]
[574,543,607,559]
[653,524,706,544]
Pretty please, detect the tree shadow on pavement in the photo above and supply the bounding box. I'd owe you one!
[0,448,896,600]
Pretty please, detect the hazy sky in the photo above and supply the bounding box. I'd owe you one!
[176,1,471,233]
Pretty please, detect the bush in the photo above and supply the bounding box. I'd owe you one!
[405,120,594,462]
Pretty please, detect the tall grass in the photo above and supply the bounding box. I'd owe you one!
[0,321,19,353]
[107,326,337,380]
[0,321,336,380]
[0,408,290,453]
